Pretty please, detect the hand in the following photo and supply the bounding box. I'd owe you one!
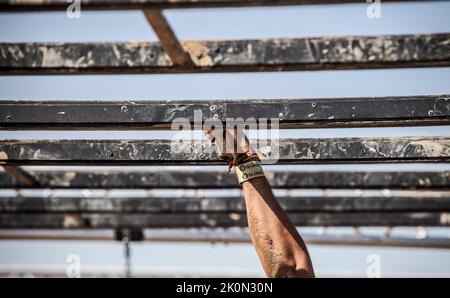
[204,127,252,160]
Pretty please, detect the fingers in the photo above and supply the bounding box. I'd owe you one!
[203,128,212,136]
[204,128,215,143]
[204,127,252,158]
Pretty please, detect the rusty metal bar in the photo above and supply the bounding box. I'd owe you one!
[143,10,195,66]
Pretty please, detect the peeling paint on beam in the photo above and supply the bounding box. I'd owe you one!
[0,137,449,165]
[1,194,449,213]
[0,95,449,130]
[0,212,447,228]
[0,0,445,11]
[1,34,450,75]
[0,171,449,189]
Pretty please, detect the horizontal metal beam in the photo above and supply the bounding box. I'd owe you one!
[1,230,450,249]
[1,194,449,212]
[0,212,448,228]
[1,95,449,130]
[1,166,39,187]
[2,34,449,75]
[0,137,449,165]
[1,170,448,189]
[0,0,443,12]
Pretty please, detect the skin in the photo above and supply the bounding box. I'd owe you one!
[205,128,315,278]
[241,176,315,278]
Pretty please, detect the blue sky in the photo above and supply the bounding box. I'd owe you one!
[0,1,450,277]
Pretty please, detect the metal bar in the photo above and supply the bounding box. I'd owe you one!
[143,10,194,66]
[0,166,39,187]
[0,212,448,228]
[1,95,449,130]
[0,0,447,12]
[0,137,449,165]
[1,170,448,189]
[1,194,449,212]
[2,34,449,75]
[1,230,450,249]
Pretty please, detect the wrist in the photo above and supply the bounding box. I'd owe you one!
[234,152,259,166]
[235,159,265,184]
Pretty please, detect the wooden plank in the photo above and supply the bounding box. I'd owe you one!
[0,170,448,189]
[1,194,449,212]
[2,34,449,75]
[144,10,194,66]
[1,95,449,130]
[0,212,447,228]
[0,137,449,165]
[0,0,445,11]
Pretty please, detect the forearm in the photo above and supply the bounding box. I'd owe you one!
[241,176,315,278]
[203,127,313,277]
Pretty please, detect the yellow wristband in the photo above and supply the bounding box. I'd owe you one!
[235,160,265,184]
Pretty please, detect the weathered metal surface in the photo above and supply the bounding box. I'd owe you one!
[0,212,447,228]
[1,166,39,187]
[0,0,443,11]
[144,9,194,66]
[1,95,449,130]
[2,230,450,250]
[0,170,448,189]
[0,137,449,165]
[1,194,449,212]
[1,34,449,74]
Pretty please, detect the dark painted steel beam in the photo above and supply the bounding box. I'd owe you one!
[0,170,448,189]
[0,137,449,165]
[1,194,449,212]
[0,0,446,11]
[1,230,450,249]
[0,212,447,228]
[0,166,39,187]
[2,34,449,75]
[1,95,449,130]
